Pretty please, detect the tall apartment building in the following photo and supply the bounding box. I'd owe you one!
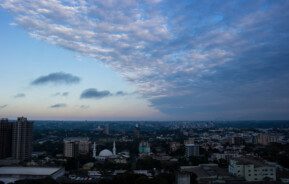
[185,144,199,157]
[63,137,90,158]
[0,119,13,159]
[12,117,33,160]
[229,157,276,181]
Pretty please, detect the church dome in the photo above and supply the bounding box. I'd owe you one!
[99,149,113,157]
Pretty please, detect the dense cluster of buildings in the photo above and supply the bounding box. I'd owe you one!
[0,120,289,184]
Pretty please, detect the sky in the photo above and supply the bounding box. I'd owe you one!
[0,0,289,121]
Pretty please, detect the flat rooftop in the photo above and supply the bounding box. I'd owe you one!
[233,157,271,167]
[0,167,63,176]
[181,164,231,178]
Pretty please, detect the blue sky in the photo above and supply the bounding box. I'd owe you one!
[0,0,289,120]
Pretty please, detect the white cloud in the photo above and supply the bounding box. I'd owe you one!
[1,0,289,118]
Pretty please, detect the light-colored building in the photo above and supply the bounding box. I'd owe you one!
[139,141,150,155]
[63,137,90,158]
[229,157,276,181]
[0,167,64,184]
[185,144,199,157]
[95,142,117,161]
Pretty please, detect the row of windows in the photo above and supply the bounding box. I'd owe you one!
[247,168,274,172]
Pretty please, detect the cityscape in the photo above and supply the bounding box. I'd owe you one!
[1,0,289,184]
[0,118,289,183]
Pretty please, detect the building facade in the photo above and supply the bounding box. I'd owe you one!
[12,117,33,160]
[229,157,276,181]
[63,137,90,158]
[138,141,150,155]
[0,119,13,159]
[185,144,199,157]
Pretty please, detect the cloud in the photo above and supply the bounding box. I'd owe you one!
[79,105,89,109]
[115,91,128,96]
[80,88,111,99]
[2,1,289,119]
[50,103,66,108]
[14,93,26,98]
[0,105,8,109]
[52,92,69,97]
[31,72,80,86]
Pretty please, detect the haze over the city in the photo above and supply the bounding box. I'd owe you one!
[0,0,289,120]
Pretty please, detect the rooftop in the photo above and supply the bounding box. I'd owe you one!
[181,164,231,178]
[0,167,63,176]
[233,157,271,167]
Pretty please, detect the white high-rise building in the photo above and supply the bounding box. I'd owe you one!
[229,157,276,181]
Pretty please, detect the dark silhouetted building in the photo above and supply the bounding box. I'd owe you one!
[12,117,33,160]
[133,124,140,139]
[104,124,109,135]
[0,119,13,159]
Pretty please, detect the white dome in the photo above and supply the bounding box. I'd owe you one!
[99,149,113,157]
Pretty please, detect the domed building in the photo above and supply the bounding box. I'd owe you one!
[99,149,113,157]
[94,142,117,161]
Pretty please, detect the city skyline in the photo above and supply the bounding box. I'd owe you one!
[1,0,289,120]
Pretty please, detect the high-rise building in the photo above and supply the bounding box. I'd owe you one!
[185,144,199,157]
[104,124,109,135]
[63,137,90,158]
[12,117,33,160]
[0,119,13,159]
[133,124,140,139]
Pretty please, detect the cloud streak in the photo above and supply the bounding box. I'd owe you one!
[14,93,25,98]
[31,72,80,86]
[52,92,69,97]
[50,103,66,108]
[80,88,111,100]
[0,105,8,109]
[79,105,89,109]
